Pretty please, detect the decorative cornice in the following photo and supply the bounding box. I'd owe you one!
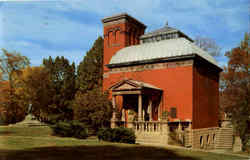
[107,54,196,68]
[103,60,194,77]
[102,13,146,28]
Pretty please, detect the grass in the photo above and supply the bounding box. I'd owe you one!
[0,125,248,160]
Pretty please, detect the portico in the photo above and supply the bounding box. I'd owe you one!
[109,79,162,128]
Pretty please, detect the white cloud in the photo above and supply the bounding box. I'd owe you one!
[3,40,85,66]
[73,1,247,30]
[0,0,248,67]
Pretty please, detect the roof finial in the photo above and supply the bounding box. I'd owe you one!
[165,21,168,26]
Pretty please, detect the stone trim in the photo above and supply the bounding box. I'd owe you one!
[102,13,146,28]
[103,60,193,78]
[103,19,127,27]
[112,90,141,95]
[108,60,193,75]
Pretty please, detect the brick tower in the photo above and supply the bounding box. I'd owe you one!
[102,13,146,77]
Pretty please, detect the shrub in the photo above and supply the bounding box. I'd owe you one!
[51,120,88,139]
[97,128,113,141]
[97,127,136,144]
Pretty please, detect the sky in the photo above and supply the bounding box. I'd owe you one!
[0,0,249,67]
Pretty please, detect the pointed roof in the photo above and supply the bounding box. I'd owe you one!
[141,25,177,38]
[140,23,193,42]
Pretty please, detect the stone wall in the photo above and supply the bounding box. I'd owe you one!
[192,127,219,149]
[191,127,233,150]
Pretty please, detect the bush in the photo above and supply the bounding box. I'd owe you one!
[97,127,136,144]
[51,120,88,139]
[97,128,113,141]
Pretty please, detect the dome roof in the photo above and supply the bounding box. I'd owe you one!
[109,38,220,68]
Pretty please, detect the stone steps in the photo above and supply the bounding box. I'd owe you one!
[215,127,233,149]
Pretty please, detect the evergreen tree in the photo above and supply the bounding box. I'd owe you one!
[43,56,76,122]
[73,89,112,132]
[76,36,103,92]
[73,37,112,132]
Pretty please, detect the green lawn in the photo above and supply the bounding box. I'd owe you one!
[0,126,248,160]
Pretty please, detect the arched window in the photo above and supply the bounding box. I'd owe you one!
[114,29,120,43]
[133,30,137,44]
[108,31,113,47]
[207,135,210,145]
[200,136,204,148]
[130,29,134,45]
[213,134,216,143]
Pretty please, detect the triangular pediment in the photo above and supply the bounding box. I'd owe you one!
[115,83,138,90]
[110,79,141,91]
[109,79,162,91]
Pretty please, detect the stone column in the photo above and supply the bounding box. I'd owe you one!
[188,122,192,131]
[178,122,182,131]
[233,136,242,152]
[142,110,145,121]
[138,94,142,121]
[149,99,152,121]
[161,121,169,145]
[158,100,161,121]
[111,95,116,128]
[177,122,183,143]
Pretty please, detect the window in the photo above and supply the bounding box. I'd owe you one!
[200,136,204,148]
[170,107,177,118]
[207,135,210,145]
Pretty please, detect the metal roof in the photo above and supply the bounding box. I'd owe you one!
[109,38,220,68]
[140,24,193,42]
[141,26,177,38]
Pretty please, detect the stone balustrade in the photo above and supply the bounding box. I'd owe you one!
[133,121,169,133]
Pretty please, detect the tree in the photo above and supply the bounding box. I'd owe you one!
[73,37,112,132]
[195,36,221,57]
[73,89,112,132]
[0,48,30,85]
[13,66,54,122]
[43,56,76,122]
[0,49,29,124]
[220,33,250,151]
[76,36,103,92]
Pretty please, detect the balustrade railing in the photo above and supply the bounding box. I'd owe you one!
[133,121,168,133]
[114,120,169,133]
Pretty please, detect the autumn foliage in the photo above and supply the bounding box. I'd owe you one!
[0,49,29,124]
[220,33,250,150]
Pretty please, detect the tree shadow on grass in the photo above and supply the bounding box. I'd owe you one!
[0,145,200,160]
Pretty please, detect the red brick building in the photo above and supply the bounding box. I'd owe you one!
[102,13,233,149]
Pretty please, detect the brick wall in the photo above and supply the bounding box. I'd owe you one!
[192,60,220,129]
[103,61,194,122]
